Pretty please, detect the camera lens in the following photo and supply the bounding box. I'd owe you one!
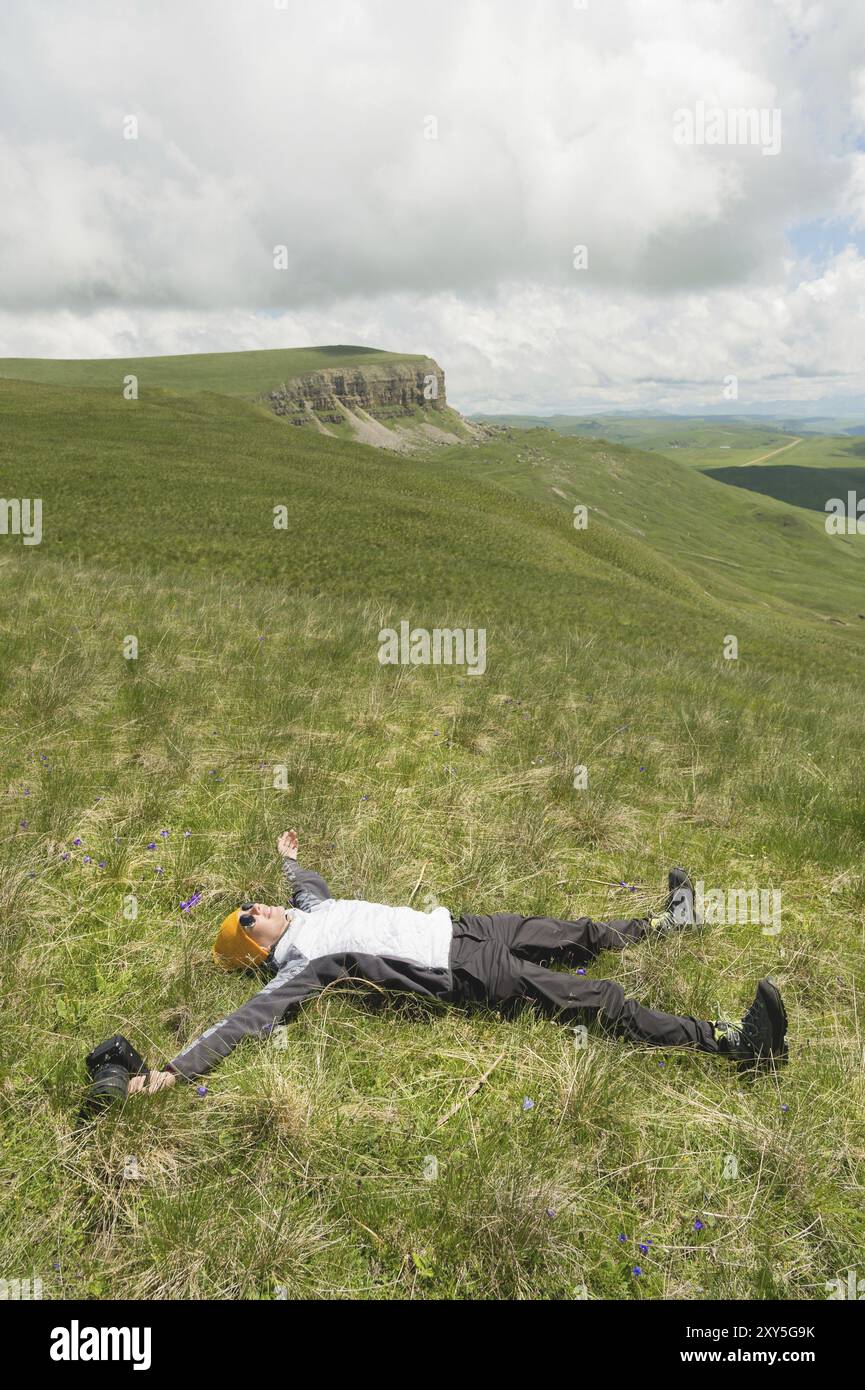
[86,1063,131,1110]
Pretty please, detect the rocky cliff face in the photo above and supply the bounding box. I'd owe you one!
[263,361,447,424]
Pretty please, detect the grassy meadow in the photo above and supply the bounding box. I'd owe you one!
[0,343,433,397]
[1,365,864,1300]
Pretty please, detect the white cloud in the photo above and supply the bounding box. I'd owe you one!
[0,0,863,410]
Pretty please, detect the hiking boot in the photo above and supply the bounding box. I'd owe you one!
[714,977,789,1067]
[649,866,700,931]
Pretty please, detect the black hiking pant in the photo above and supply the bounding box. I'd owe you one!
[450,912,718,1051]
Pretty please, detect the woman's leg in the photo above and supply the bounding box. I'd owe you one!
[479,912,651,966]
[467,938,718,1050]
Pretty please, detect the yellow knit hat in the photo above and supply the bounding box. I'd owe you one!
[212,909,269,970]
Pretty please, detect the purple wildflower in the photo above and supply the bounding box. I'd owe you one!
[522,1097,535,1112]
[694,1219,705,1231]
[73,837,82,847]
[632,1266,642,1277]
[618,1233,627,1243]
[196,1085,208,1097]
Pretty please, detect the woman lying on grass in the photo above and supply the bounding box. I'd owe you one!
[129,829,789,1096]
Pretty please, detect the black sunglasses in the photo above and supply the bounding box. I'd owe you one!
[239,905,255,929]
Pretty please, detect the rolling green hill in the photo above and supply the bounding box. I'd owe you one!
[472,412,865,517]
[0,343,427,396]
[1,362,864,1301]
[433,428,865,627]
[0,344,470,452]
[470,413,797,455]
[471,412,865,450]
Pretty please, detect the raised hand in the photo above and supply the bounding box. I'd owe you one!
[278,828,299,861]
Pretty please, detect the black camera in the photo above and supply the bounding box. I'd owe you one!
[84,1034,148,1111]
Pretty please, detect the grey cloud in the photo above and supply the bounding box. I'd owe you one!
[0,0,863,410]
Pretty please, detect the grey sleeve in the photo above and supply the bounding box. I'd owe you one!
[168,958,336,1081]
[282,857,332,912]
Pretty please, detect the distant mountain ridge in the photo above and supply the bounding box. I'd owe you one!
[471,410,865,436]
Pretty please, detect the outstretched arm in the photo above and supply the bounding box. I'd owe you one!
[165,958,334,1080]
[129,962,330,1092]
[279,827,332,911]
[128,960,330,1094]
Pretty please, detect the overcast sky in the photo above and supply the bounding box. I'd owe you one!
[1,0,863,413]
